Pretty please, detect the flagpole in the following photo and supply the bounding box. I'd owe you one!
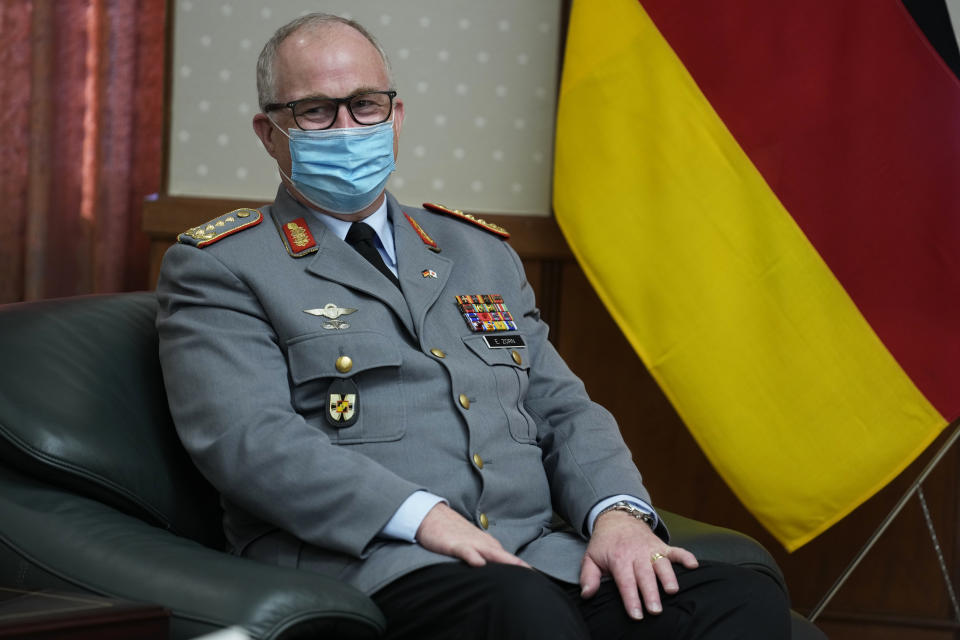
[809,418,960,622]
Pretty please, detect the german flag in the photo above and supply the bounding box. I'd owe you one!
[553,0,960,551]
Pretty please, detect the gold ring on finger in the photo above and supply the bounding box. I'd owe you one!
[650,551,666,563]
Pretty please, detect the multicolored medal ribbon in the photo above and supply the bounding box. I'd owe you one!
[455,294,517,332]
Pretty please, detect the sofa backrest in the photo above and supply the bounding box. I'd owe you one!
[0,292,223,548]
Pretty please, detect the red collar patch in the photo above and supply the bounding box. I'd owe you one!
[404,211,441,252]
[280,217,318,257]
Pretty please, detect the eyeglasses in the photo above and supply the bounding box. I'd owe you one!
[263,90,398,130]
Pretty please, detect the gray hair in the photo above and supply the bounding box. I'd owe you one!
[256,13,394,111]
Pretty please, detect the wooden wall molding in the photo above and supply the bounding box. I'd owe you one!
[142,196,572,285]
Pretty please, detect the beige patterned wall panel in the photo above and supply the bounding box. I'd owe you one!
[169,0,562,215]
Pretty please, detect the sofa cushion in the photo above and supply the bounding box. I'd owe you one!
[0,293,222,547]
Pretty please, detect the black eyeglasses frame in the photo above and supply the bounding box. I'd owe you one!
[263,90,398,130]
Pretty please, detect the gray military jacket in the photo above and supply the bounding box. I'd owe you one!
[157,187,658,594]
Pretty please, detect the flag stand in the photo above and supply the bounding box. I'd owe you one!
[809,418,960,622]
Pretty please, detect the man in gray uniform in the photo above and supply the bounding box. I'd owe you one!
[157,13,789,639]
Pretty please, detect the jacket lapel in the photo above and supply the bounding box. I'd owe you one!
[390,196,452,339]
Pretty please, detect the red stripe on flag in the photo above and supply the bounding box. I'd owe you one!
[640,0,960,418]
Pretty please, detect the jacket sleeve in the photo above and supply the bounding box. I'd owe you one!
[156,243,424,557]
[503,244,665,539]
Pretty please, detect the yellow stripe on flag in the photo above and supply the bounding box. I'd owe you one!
[553,0,944,550]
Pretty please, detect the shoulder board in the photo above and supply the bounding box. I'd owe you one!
[422,203,509,239]
[177,209,262,248]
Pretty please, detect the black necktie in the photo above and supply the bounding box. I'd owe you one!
[345,222,401,289]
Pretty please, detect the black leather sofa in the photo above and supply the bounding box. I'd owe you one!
[0,292,826,639]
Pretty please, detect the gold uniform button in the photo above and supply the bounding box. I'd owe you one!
[511,350,522,365]
[472,453,484,469]
[479,513,489,529]
[430,348,446,359]
[459,393,470,409]
[335,356,353,373]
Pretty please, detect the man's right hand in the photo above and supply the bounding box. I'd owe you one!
[415,503,531,568]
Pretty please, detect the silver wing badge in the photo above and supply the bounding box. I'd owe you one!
[304,303,357,329]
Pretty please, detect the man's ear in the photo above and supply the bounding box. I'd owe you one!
[393,98,405,134]
[253,113,281,159]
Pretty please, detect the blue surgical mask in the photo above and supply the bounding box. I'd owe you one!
[275,120,396,214]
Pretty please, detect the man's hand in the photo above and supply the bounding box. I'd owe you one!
[416,502,531,569]
[580,510,698,620]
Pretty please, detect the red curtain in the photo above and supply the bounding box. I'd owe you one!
[0,0,165,303]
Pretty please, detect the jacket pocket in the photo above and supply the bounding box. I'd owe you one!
[461,334,537,444]
[287,331,405,443]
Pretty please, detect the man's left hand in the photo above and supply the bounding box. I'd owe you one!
[579,510,698,620]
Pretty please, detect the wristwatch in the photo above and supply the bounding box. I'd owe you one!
[598,500,656,528]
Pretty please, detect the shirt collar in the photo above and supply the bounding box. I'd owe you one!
[308,197,397,269]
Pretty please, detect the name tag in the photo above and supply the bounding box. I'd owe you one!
[483,335,526,349]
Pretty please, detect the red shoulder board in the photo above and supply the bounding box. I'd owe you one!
[177,209,262,248]
[403,212,441,252]
[422,203,509,239]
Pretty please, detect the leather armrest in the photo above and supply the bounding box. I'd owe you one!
[658,510,830,639]
[658,509,786,590]
[0,467,384,640]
